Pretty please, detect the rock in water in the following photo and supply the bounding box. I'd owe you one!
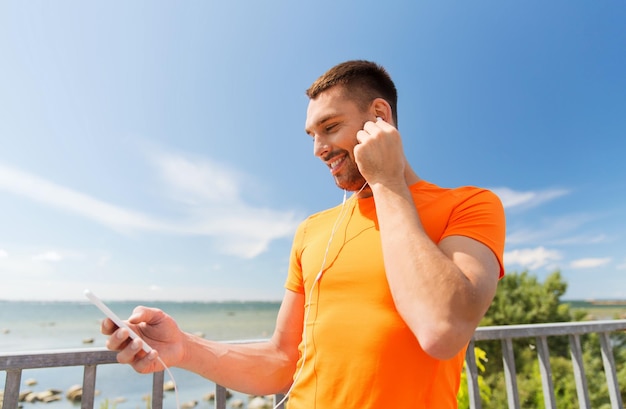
[229,399,244,408]
[181,400,198,409]
[66,385,83,402]
[163,380,176,391]
[248,396,272,409]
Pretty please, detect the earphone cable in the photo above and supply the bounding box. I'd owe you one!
[273,182,367,408]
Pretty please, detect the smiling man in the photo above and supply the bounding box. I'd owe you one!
[103,60,505,408]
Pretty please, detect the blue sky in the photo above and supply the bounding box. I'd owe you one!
[0,2,625,302]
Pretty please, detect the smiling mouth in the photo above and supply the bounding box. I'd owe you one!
[327,154,346,175]
[329,157,342,169]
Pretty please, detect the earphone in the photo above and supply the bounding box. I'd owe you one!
[273,182,368,408]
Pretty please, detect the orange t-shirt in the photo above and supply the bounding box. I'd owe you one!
[284,180,505,408]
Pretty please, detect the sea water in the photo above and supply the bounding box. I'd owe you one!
[0,300,280,409]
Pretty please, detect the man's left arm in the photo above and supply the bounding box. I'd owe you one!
[372,181,501,360]
[355,117,502,360]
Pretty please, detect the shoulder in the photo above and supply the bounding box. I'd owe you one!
[293,203,345,241]
[411,180,503,210]
[300,203,345,227]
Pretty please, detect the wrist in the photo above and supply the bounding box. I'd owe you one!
[369,179,410,196]
[178,331,199,369]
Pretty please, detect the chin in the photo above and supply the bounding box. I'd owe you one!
[335,178,367,192]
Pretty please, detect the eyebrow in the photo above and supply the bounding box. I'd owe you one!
[305,113,340,136]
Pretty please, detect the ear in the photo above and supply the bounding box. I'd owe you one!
[370,98,394,125]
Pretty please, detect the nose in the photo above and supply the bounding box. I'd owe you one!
[313,135,330,159]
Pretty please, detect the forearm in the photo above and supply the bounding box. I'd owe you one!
[371,181,491,358]
[179,334,297,395]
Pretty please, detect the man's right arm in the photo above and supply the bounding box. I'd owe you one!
[104,289,304,396]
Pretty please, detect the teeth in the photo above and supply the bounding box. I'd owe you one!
[329,158,342,169]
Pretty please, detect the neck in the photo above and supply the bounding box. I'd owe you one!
[404,166,421,185]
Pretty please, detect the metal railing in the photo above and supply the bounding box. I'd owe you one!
[0,347,285,409]
[2,320,626,409]
[464,319,626,409]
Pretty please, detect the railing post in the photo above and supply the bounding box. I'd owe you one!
[81,364,98,409]
[501,338,520,409]
[464,340,482,409]
[215,384,228,409]
[536,336,556,409]
[568,334,590,409]
[599,332,624,409]
[151,371,165,409]
[3,368,22,409]
[274,393,286,408]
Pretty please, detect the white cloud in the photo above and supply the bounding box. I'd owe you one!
[98,255,111,267]
[0,253,55,278]
[147,151,301,258]
[32,251,64,262]
[152,152,243,204]
[0,249,7,258]
[0,158,301,259]
[505,213,596,246]
[0,163,169,233]
[504,246,562,270]
[551,234,609,246]
[570,257,612,269]
[491,187,569,209]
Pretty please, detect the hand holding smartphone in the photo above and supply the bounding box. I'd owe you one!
[84,289,152,353]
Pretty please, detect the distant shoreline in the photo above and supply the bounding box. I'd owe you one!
[563,299,626,306]
[583,300,626,306]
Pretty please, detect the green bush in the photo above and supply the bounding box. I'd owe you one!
[458,271,626,408]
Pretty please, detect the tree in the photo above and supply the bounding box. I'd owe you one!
[462,270,626,408]
[481,270,572,327]
[457,347,492,409]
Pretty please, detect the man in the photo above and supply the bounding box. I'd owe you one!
[103,60,505,408]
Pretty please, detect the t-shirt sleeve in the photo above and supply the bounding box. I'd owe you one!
[441,189,506,278]
[284,219,307,294]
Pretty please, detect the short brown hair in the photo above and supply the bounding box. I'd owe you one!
[306,60,398,126]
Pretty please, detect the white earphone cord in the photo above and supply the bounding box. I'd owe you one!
[273,183,367,408]
[158,357,180,409]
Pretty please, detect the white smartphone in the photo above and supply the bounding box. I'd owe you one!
[84,289,152,353]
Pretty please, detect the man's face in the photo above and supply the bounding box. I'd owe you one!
[305,87,371,192]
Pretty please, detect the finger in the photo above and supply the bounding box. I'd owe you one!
[116,340,159,371]
[116,337,148,364]
[375,116,395,131]
[128,306,162,325]
[106,327,135,351]
[356,129,370,144]
[362,120,380,133]
[128,306,149,324]
[129,350,160,374]
[101,317,117,335]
